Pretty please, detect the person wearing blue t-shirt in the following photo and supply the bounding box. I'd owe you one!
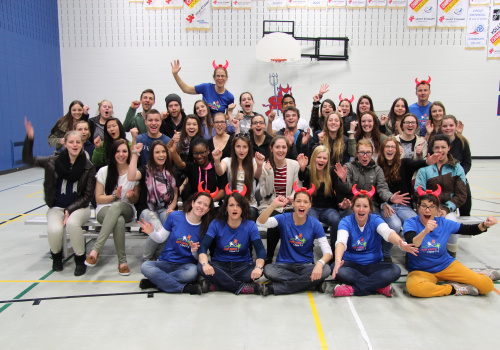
[257,187,333,296]
[171,59,234,115]
[139,191,217,294]
[331,189,418,297]
[404,192,498,297]
[198,191,266,295]
[408,79,432,136]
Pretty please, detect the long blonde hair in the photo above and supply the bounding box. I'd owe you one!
[322,111,345,164]
[310,146,332,197]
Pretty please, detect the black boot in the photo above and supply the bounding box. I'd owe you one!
[51,251,63,272]
[74,254,87,276]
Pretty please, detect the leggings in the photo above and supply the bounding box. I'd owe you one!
[47,207,91,256]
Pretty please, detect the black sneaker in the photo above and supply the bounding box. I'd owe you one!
[201,279,217,293]
[315,281,327,293]
[182,283,202,295]
[51,251,63,272]
[139,278,157,289]
[262,282,274,296]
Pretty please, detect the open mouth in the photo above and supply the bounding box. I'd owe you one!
[423,214,431,219]
[297,208,306,215]
[386,152,394,157]
[157,157,165,163]
[187,129,196,135]
[317,162,325,168]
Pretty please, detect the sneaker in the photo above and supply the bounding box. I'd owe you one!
[240,283,259,295]
[472,268,500,281]
[201,279,217,293]
[261,282,274,296]
[84,254,98,267]
[51,251,63,272]
[315,281,327,293]
[447,282,479,296]
[139,278,157,289]
[377,285,393,297]
[182,283,202,295]
[118,264,131,276]
[332,284,354,297]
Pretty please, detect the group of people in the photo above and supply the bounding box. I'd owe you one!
[22,61,498,298]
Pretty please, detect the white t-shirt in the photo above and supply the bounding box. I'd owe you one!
[95,166,139,215]
[272,118,310,132]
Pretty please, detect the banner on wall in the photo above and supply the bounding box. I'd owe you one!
[328,0,347,7]
[164,0,184,9]
[212,0,232,8]
[407,0,437,28]
[466,6,489,48]
[267,0,288,9]
[487,5,500,58]
[308,0,328,8]
[437,0,468,28]
[288,0,308,8]
[144,0,165,9]
[469,0,489,5]
[388,0,407,8]
[368,0,387,8]
[184,0,211,31]
[347,0,367,9]
[232,0,252,9]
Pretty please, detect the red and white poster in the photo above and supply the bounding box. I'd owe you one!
[308,0,328,8]
[164,0,184,8]
[327,0,347,7]
[367,0,387,8]
[437,0,468,28]
[144,0,165,9]
[267,0,288,9]
[212,0,232,8]
[288,0,308,7]
[184,0,211,31]
[388,0,407,8]
[347,0,367,9]
[488,5,500,59]
[232,0,252,9]
[407,0,437,28]
[466,6,489,49]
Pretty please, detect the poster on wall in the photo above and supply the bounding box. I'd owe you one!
[469,0,489,5]
[347,0,367,9]
[466,6,489,48]
[487,5,500,59]
[164,0,184,9]
[288,0,308,7]
[367,0,387,8]
[232,0,252,9]
[144,0,165,9]
[328,0,347,7]
[184,0,211,31]
[437,0,468,28]
[407,0,437,28]
[212,0,232,8]
[388,0,407,8]
[308,0,328,8]
[267,0,288,9]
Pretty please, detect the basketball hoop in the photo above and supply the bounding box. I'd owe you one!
[271,58,287,73]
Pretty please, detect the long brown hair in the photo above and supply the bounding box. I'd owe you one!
[355,111,383,155]
[322,111,345,164]
[51,100,84,136]
[193,100,213,138]
[147,140,176,178]
[427,101,446,141]
[377,137,401,183]
[310,146,332,197]
[183,192,216,239]
[230,135,254,201]
[269,135,289,172]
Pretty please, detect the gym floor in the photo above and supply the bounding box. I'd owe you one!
[1,161,499,350]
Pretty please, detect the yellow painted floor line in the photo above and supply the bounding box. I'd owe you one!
[470,185,500,196]
[26,190,43,198]
[0,214,27,227]
[307,291,328,350]
[0,280,139,283]
[0,213,42,216]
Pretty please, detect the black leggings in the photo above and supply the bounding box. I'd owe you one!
[459,182,472,217]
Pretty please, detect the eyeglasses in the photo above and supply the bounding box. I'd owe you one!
[420,205,437,211]
[385,145,397,149]
[251,121,265,125]
[403,121,417,125]
[235,132,250,139]
[215,75,227,78]
[357,151,373,156]
[213,121,226,125]
[193,151,208,157]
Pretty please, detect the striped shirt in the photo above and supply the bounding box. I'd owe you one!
[274,165,287,197]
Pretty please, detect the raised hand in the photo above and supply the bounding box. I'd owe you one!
[24,117,34,140]
[255,152,265,167]
[171,130,181,143]
[297,153,309,171]
[319,83,330,96]
[83,105,90,114]
[313,94,321,103]
[131,100,141,109]
[391,191,410,205]
[171,59,181,75]
[425,120,434,135]
[212,148,222,162]
[138,218,154,235]
[334,163,348,182]
[302,129,311,145]
[379,113,388,126]
[228,103,236,112]
[415,142,424,157]
[268,108,276,123]
[424,219,438,233]
[426,152,440,165]
[339,198,351,210]
[161,110,169,120]
[264,160,272,171]
[130,127,139,140]
[272,196,288,208]
[317,131,326,145]
[94,136,102,148]
[283,129,294,146]
[350,120,358,132]
[132,143,143,154]
[166,139,177,153]
[457,120,464,134]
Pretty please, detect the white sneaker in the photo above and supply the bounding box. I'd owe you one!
[447,282,479,296]
[472,268,500,281]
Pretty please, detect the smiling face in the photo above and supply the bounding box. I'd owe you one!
[402,115,418,136]
[282,96,295,109]
[145,113,161,136]
[418,199,438,224]
[185,118,199,138]
[358,98,371,114]
[360,113,374,134]
[430,105,444,122]
[284,110,298,130]
[65,133,83,158]
[315,151,329,171]
[152,143,167,167]
[432,140,450,163]
[240,93,254,114]
[191,194,211,218]
[213,67,228,89]
[271,138,288,163]
[394,99,407,117]
[75,123,90,141]
[195,101,208,119]
[213,113,227,135]
[321,101,334,118]
[416,84,430,104]
[168,101,181,118]
[227,196,242,221]
[326,114,341,134]
[441,118,456,138]
[293,192,311,218]
[192,144,209,167]
[71,104,83,120]
[106,120,120,140]
[353,196,371,226]
[250,115,266,136]
[356,144,373,167]
[99,101,113,120]
[339,100,351,117]
[383,140,397,162]
[115,143,129,165]
[234,138,249,160]
[141,92,155,112]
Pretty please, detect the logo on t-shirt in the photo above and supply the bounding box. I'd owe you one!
[176,235,193,249]
[224,239,241,252]
[209,100,221,111]
[352,237,367,251]
[420,239,441,254]
[289,233,306,247]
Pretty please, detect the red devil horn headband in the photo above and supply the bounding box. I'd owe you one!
[416,184,441,199]
[339,94,355,103]
[197,181,219,199]
[292,181,315,196]
[225,183,247,197]
[415,76,431,85]
[352,184,376,198]
[212,60,229,69]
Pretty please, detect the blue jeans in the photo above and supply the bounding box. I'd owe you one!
[264,263,332,295]
[197,261,255,295]
[140,208,169,261]
[308,207,341,245]
[141,260,198,293]
[380,204,417,258]
[335,260,401,296]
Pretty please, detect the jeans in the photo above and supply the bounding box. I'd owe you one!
[141,260,198,293]
[46,207,91,256]
[380,204,417,258]
[335,260,401,296]
[197,261,255,295]
[264,263,332,295]
[140,208,169,261]
[308,207,341,246]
